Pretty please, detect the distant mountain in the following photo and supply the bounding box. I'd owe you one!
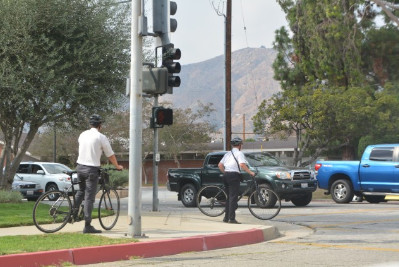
[160,47,281,138]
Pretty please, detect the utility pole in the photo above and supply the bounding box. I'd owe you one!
[128,0,143,237]
[243,114,245,141]
[225,0,232,150]
[211,0,232,150]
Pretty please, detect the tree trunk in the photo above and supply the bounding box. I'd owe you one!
[1,125,40,189]
[173,154,181,168]
[342,145,355,160]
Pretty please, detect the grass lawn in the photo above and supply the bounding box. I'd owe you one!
[0,202,137,255]
[0,233,137,256]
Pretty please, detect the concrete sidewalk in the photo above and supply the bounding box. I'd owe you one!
[0,212,279,267]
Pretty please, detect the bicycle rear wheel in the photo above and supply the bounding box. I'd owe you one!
[98,188,120,230]
[248,185,281,220]
[32,190,72,233]
[197,185,227,217]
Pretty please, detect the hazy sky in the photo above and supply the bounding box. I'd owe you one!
[170,0,288,65]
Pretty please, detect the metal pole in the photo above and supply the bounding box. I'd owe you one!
[53,124,56,162]
[128,0,143,237]
[225,0,232,150]
[223,15,226,151]
[152,96,159,212]
[243,114,245,141]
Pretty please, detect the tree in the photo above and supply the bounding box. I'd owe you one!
[253,0,399,165]
[159,102,217,168]
[0,0,130,189]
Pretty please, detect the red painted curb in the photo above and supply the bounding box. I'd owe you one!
[0,249,73,267]
[72,236,205,265]
[0,228,265,267]
[203,228,265,250]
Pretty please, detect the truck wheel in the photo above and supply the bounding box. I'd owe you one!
[364,195,385,203]
[254,184,277,208]
[180,184,197,207]
[291,193,312,206]
[331,179,353,203]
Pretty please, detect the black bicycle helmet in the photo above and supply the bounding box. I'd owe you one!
[231,137,243,146]
[89,114,102,127]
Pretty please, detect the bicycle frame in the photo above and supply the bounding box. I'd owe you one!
[65,169,112,220]
[237,176,259,201]
[197,170,281,220]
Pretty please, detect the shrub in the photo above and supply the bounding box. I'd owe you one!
[102,165,129,188]
[0,190,23,203]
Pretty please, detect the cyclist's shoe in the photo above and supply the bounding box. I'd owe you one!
[223,217,228,223]
[83,225,102,234]
[228,219,241,224]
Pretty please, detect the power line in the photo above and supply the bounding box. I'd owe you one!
[239,0,259,108]
[240,0,249,47]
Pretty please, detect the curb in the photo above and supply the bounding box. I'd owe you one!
[0,226,279,267]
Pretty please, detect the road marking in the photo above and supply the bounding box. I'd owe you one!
[307,218,399,229]
[278,207,398,218]
[273,240,399,252]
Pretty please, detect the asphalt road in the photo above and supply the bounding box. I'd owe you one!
[86,188,399,267]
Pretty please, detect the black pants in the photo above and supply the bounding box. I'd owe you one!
[223,172,241,221]
[74,164,100,226]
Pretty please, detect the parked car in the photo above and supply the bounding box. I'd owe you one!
[16,162,78,200]
[167,151,317,207]
[12,175,43,201]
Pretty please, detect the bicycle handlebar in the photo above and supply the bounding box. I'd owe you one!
[100,167,122,172]
[63,167,121,174]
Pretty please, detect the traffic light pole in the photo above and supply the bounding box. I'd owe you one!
[152,96,159,212]
[225,0,232,151]
[128,0,143,237]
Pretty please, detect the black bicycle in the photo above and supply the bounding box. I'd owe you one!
[197,172,281,220]
[32,168,120,233]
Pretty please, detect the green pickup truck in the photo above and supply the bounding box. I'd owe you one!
[167,151,317,207]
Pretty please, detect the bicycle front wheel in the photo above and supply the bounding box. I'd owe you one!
[98,189,120,230]
[248,185,281,220]
[197,185,227,217]
[32,190,72,233]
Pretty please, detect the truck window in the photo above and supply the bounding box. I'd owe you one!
[207,155,223,168]
[369,147,394,161]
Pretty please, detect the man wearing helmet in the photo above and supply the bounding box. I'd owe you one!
[218,137,255,224]
[75,114,123,234]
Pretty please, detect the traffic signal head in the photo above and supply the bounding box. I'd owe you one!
[153,0,178,35]
[151,107,173,128]
[162,43,181,94]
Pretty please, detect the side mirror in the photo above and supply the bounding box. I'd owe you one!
[37,170,45,175]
